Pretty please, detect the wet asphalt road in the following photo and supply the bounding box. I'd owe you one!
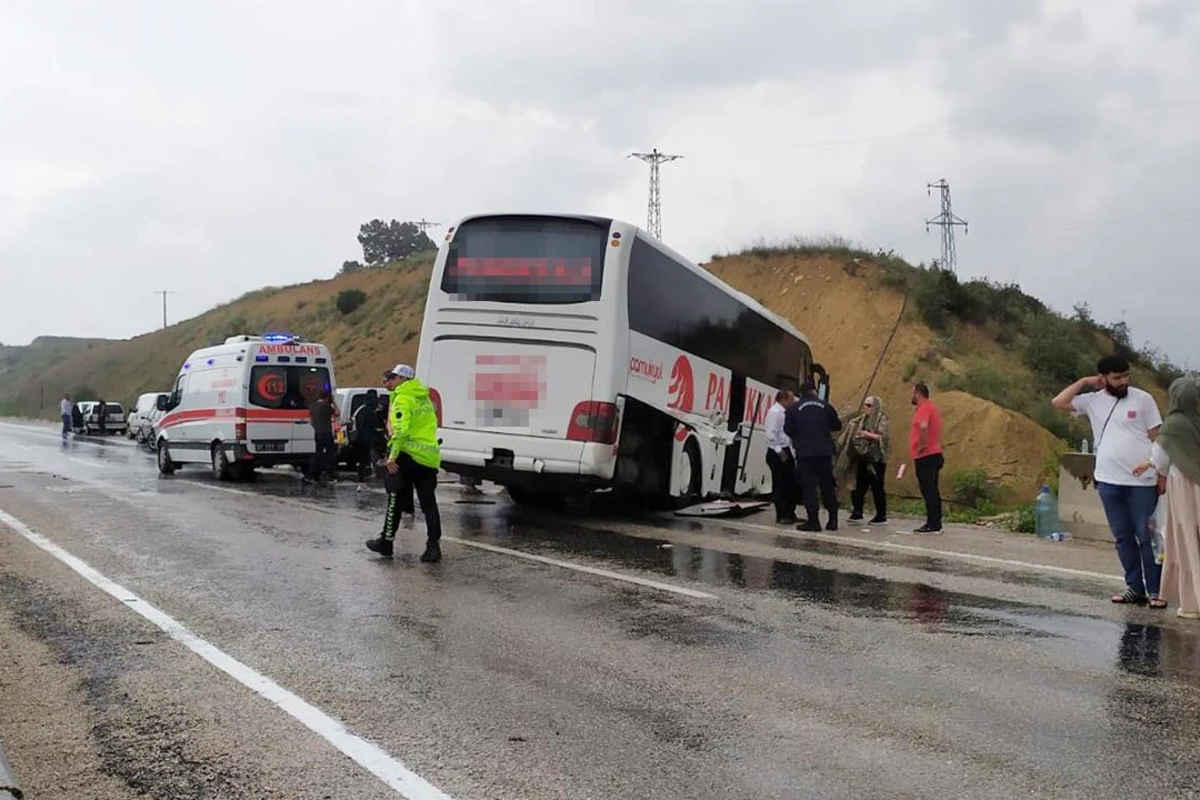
[1,422,1200,799]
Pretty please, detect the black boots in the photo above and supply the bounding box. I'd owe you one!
[368,535,440,562]
[366,536,394,557]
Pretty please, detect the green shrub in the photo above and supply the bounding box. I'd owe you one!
[336,289,367,315]
[1011,505,1036,534]
[950,467,997,509]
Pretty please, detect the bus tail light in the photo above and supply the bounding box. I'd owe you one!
[567,401,619,444]
[429,387,443,426]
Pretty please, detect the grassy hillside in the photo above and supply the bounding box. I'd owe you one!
[5,239,1181,511]
[0,336,115,410]
[0,254,435,417]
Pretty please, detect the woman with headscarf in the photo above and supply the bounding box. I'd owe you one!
[1133,375,1200,619]
[847,395,890,524]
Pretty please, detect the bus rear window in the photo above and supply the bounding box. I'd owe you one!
[441,216,608,303]
[250,366,332,410]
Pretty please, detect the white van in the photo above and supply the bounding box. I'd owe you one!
[130,391,169,443]
[155,334,337,480]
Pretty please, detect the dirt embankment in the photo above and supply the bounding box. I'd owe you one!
[707,254,1062,502]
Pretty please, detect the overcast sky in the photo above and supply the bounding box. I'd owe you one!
[2,0,1197,368]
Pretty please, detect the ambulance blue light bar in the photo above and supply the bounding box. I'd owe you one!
[262,332,301,343]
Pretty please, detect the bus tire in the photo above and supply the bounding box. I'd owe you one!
[674,437,702,507]
[211,443,232,481]
[157,440,177,475]
[507,485,563,509]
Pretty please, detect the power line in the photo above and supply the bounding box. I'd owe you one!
[628,148,683,239]
[925,179,968,273]
[154,290,175,330]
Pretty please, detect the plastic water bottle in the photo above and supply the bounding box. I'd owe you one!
[1035,485,1059,539]
[1081,439,1090,454]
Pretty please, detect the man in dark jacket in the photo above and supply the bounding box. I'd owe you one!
[351,390,384,482]
[784,379,843,532]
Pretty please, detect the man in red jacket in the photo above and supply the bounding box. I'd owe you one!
[908,382,944,534]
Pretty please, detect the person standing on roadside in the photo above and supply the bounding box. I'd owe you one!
[96,398,108,435]
[1054,355,1165,608]
[60,394,72,438]
[304,389,340,484]
[848,395,890,525]
[366,364,443,563]
[764,389,799,524]
[908,383,944,534]
[785,379,843,532]
[352,390,384,483]
[1133,375,1200,620]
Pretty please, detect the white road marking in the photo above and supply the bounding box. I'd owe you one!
[66,457,103,470]
[177,479,720,600]
[722,518,1124,584]
[454,538,719,600]
[0,506,455,800]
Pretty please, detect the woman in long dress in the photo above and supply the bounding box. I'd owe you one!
[1134,375,1200,619]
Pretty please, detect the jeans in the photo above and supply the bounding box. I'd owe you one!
[766,448,798,521]
[308,432,337,480]
[915,453,944,529]
[851,460,887,519]
[61,413,71,436]
[1097,482,1162,597]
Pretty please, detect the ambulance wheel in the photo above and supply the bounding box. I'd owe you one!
[157,440,177,475]
[211,444,232,481]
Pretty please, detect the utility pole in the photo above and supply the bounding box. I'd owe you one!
[925,179,968,273]
[155,290,175,330]
[414,218,442,235]
[628,148,683,239]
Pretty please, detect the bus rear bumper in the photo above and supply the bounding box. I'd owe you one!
[437,429,614,483]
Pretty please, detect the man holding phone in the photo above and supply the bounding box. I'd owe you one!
[1053,355,1164,608]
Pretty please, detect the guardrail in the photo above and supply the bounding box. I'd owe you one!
[0,738,22,799]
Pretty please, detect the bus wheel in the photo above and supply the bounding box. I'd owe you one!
[211,444,232,481]
[507,486,563,509]
[674,438,702,507]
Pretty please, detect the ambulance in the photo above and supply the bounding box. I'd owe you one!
[155,333,337,480]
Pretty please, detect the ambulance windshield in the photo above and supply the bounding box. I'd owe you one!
[250,366,331,410]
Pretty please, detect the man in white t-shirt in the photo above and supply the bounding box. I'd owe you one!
[60,394,73,438]
[1053,355,1164,608]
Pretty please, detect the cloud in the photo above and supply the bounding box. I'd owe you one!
[1,0,1198,372]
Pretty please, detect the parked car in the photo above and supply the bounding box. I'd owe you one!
[129,392,168,443]
[334,387,389,466]
[76,401,127,435]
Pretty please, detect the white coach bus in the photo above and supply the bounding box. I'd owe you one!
[415,213,830,506]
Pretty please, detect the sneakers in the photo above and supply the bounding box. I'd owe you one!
[869,517,888,526]
[419,543,442,563]
[847,514,865,523]
[913,525,942,535]
[365,537,394,557]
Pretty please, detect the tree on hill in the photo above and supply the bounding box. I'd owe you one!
[357,219,436,266]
